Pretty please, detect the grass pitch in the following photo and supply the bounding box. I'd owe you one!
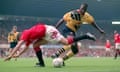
[0,57,120,72]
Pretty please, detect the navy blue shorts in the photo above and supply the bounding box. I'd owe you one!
[61,25,75,37]
[10,42,17,48]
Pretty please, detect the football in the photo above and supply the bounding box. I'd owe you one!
[52,58,63,68]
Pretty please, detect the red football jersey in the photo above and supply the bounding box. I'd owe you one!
[114,33,120,43]
[105,40,111,48]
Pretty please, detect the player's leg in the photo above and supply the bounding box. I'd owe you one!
[63,43,79,60]
[33,39,47,67]
[52,43,80,66]
[118,44,120,56]
[51,33,96,58]
[51,45,71,58]
[114,49,119,59]
[114,43,120,59]
[51,26,74,58]
[34,47,45,67]
[9,42,18,60]
[9,42,14,54]
[8,48,12,54]
[105,51,108,57]
[14,51,20,61]
[13,42,18,61]
[73,32,96,41]
[59,43,80,66]
[118,49,120,56]
[105,48,110,57]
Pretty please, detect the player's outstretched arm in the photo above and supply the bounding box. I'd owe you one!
[14,46,29,58]
[55,18,64,28]
[91,22,105,34]
[4,40,24,61]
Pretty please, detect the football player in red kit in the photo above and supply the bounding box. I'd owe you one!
[4,23,96,67]
[105,39,111,57]
[114,30,120,59]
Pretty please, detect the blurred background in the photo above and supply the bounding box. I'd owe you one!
[0,0,120,58]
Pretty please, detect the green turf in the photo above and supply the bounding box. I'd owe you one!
[0,57,120,72]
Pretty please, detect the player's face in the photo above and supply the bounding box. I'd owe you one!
[12,26,17,32]
[13,28,17,32]
[79,4,88,15]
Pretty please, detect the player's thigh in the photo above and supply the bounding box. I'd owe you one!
[33,39,48,47]
[115,43,120,49]
[106,48,110,52]
[62,26,75,37]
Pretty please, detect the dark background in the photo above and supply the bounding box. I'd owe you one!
[0,0,120,20]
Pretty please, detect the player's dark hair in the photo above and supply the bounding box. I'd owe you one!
[81,3,88,11]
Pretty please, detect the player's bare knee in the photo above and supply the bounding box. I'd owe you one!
[77,42,81,49]
[33,43,39,48]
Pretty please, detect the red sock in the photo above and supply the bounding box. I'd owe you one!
[33,46,41,53]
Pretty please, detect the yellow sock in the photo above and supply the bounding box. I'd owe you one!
[63,45,71,51]
[54,45,72,56]
[63,50,74,60]
[66,50,74,57]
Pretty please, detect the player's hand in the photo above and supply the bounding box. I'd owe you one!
[13,53,20,58]
[4,56,12,61]
[100,30,105,34]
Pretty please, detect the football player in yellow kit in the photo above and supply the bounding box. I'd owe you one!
[51,3,105,65]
